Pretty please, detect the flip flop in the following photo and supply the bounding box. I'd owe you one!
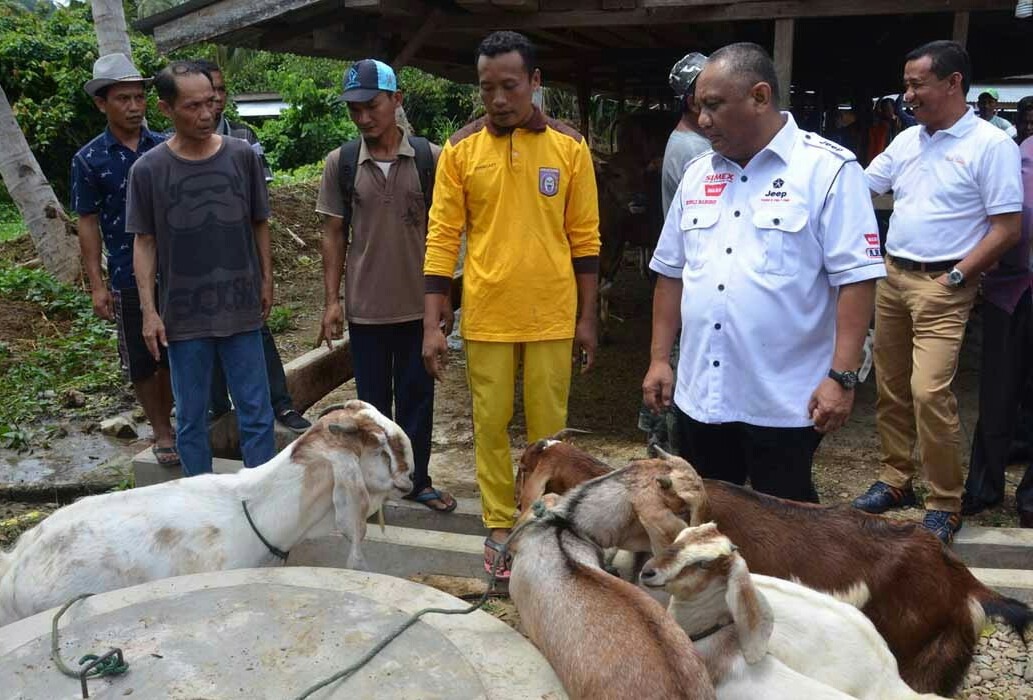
[408,487,458,513]
[152,445,181,467]
[483,537,512,581]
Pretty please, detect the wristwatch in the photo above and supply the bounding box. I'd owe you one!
[828,369,858,390]
[946,267,966,288]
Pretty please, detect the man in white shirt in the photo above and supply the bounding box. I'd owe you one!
[642,43,884,502]
[853,41,1022,544]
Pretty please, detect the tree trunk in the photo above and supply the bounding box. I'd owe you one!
[91,0,132,59]
[0,84,80,283]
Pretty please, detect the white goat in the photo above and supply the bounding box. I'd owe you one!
[0,400,413,626]
[509,495,716,700]
[640,524,950,700]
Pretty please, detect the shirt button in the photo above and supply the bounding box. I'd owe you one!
[740,175,748,182]
[692,218,698,224]
[713,360,720,367]
[718,284,725,291]
[726,247,732,254]
[734,210,741,217]
[714,323,722,330]
[773,218,781,225]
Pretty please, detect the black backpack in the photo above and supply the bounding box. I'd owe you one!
[337,135,435,232]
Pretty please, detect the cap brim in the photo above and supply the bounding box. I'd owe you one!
[339,87,383,103]
[84,76,152,97]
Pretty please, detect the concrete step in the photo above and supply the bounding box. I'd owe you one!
[953,525,1033,570]
[970,568,1033,605]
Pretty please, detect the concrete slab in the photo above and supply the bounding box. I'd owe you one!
[953,525,1033,570]
[133,451,244,487]
[970,567,1033,605]
[291,526,488,581]
[0,567,564,700]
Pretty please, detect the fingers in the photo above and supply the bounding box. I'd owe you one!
[661,378,673,408]
[581,347,595,374]
[145,334,160,362]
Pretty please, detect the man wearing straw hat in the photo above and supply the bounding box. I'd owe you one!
[72,53,178,467]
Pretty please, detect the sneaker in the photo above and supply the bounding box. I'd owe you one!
[922,510,962,545]
[276,409,312,433]
[851,481,918,514]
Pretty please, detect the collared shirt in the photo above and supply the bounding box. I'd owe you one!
[424,107,601,342]
[662,129,711,215]
[71,127,165,290]
[988,113,1018,139]
[650,113,885,428]
[866,108,1023,262]
[316,130,441,324]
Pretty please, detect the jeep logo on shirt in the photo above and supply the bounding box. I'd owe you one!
[539,167,560,197]
[764,190,789,199]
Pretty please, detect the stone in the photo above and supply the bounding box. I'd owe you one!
[131,407,147,423]
[1025,658,1033,682]
[62,389,86,408]
[980,669,998,681]
[100,416,138,440]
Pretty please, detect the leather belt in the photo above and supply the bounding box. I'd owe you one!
[888,255,961,273]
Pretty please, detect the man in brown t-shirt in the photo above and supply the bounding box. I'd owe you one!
[317,59,455,512]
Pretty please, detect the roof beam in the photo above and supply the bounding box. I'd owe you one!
[153,0,337,51]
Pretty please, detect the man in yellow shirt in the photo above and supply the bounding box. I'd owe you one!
[422,31,601,578]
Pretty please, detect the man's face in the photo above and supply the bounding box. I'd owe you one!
[94,82,147,134]
[477,50,539,130]
[902,56,961,129]
[209,69,227,121]
[346,91,401,142]
[160,73,216,141]
[1019,110,1033,143]
[694,61,768,163]
[977,95,998,120]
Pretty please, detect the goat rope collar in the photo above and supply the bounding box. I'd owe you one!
[241,500,290,561]
[689,620,733,642]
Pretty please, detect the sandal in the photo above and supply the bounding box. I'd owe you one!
[483,536,512,580]
[406,487,458,513]
[152,445,181,467]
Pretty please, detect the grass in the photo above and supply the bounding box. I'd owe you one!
[267,305,296,334]
[0,202,26,243]
[0,264,124,450]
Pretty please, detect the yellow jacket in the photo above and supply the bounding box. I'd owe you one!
[424,108,600,342]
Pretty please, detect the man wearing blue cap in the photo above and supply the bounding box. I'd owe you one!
[317,59,455,513]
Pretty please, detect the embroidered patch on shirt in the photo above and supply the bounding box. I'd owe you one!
[864,233,880,246]
[539,167,559,197]
[704,183,727,197]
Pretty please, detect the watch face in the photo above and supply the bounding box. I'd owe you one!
[948,269,964,285]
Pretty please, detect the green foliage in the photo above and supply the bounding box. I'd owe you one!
[275,160,325,185]
[0,200,25,241]
[397,67,478,141]
[257,75,357,172]
[0,1,171,200]
[0,264,122,449]
[266,305,295,334]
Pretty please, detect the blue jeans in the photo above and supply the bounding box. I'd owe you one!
[168,329,276,476]
[349,321,434,495]
[209,323,293,416]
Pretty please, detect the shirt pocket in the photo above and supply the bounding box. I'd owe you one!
[680,206,721,270]
[751,206,808,276]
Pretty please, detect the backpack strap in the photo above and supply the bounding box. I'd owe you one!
[336,139,362,233]
[408,135,435,219]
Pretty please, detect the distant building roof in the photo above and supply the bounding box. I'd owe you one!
[233,93,288,118]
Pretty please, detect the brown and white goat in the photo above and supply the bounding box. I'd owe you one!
[641,524,949,700]
[516,440,1033,696]
[0,401,413,626]
[509,494,716,700]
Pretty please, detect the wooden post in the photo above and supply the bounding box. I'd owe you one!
[773,18,795,109]
[952,11,970,48]
[577,74,592,144]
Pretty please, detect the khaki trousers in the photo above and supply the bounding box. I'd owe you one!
[464,338,573,529]
[874,263,978,512]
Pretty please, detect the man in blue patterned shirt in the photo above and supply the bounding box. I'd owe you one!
[71,54,178,467]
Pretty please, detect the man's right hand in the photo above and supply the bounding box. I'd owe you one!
[422,326,448,381]
[91,288,114,321]
[317,301,344,351]
[642,359,675,414]
[142,310,167,361]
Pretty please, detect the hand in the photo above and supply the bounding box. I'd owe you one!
[642,359,675,414]
[808,377,854,434]
[933,273,950,288]
[317,301,344,351]
[573,315,597,374]
[422,325,448,381]
[90,287,114,321]
[261,278,274,320]
[442,304,455,337]
[142,310,167,362]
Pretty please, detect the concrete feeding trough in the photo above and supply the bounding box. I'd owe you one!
[0,567,565,700]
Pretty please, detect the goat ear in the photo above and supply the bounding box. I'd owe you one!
[725,554,773,663]
[656,475,673,490]
[330,454,371,569]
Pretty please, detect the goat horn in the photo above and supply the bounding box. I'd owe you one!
[317,403,348,419]
[328,422,359,436]
[548,427,592,441]
[656,476,673,490]
[650,444,676,461]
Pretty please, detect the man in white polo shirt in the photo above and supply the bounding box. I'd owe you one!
[853,40,1022,544]
[643,43,884,503]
